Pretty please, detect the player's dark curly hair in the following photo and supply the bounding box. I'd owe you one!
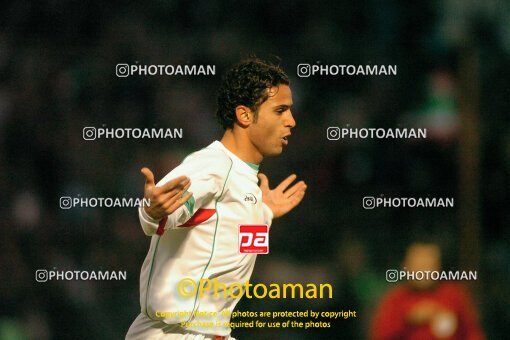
[216,58,290,129]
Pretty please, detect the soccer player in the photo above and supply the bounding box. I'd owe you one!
[126,59,307,339]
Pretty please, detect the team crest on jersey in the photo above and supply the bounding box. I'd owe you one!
[243,193,257,204]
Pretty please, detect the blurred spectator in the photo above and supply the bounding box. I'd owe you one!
[370,242,484,340]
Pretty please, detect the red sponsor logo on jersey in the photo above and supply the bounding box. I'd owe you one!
[239,225,269,254]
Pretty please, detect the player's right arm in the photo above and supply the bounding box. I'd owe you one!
[138,168,192,236]
[138,149,231,236]
[141,167,192,221]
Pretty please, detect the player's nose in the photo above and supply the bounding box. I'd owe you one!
[285,110,296,128]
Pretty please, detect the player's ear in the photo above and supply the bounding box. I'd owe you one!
[235,105,253,128]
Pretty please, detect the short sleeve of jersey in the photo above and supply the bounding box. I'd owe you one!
[138,148,233,235]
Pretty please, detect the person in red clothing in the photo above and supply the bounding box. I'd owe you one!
[370,242,485,340]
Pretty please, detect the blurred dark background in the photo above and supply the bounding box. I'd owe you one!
[1,0,509,339]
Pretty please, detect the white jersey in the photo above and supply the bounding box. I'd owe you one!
[135,141,273,336]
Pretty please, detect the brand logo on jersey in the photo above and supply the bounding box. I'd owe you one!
[239,225,269,254]
[243,193,257,204]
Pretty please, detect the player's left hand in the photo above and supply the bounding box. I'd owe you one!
[258,173,307,219]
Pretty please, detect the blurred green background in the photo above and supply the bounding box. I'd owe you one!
[1,0,509,339]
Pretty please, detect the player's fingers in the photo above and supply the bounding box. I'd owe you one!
[257,173,270,190]
[284,181,307,198]
[276,174,297,192]
[160,184,192,210]
[181,181,192,194]
[155,176,190,195]
[289,190,306,207]
[166,191,193,214]
[161,176,189,193]
[159,181,192,201]
[150,180,190,209]
[141,167,155,188]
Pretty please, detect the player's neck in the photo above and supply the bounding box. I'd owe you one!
[220,128,263,165]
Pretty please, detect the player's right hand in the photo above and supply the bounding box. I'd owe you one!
[141,167,193,221]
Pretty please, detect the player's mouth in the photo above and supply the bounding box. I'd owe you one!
[281,134,290,146]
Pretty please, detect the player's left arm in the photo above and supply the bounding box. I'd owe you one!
[257,173,307,219]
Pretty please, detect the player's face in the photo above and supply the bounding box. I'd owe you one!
[404,244,441,290]
[248,85,295,157]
